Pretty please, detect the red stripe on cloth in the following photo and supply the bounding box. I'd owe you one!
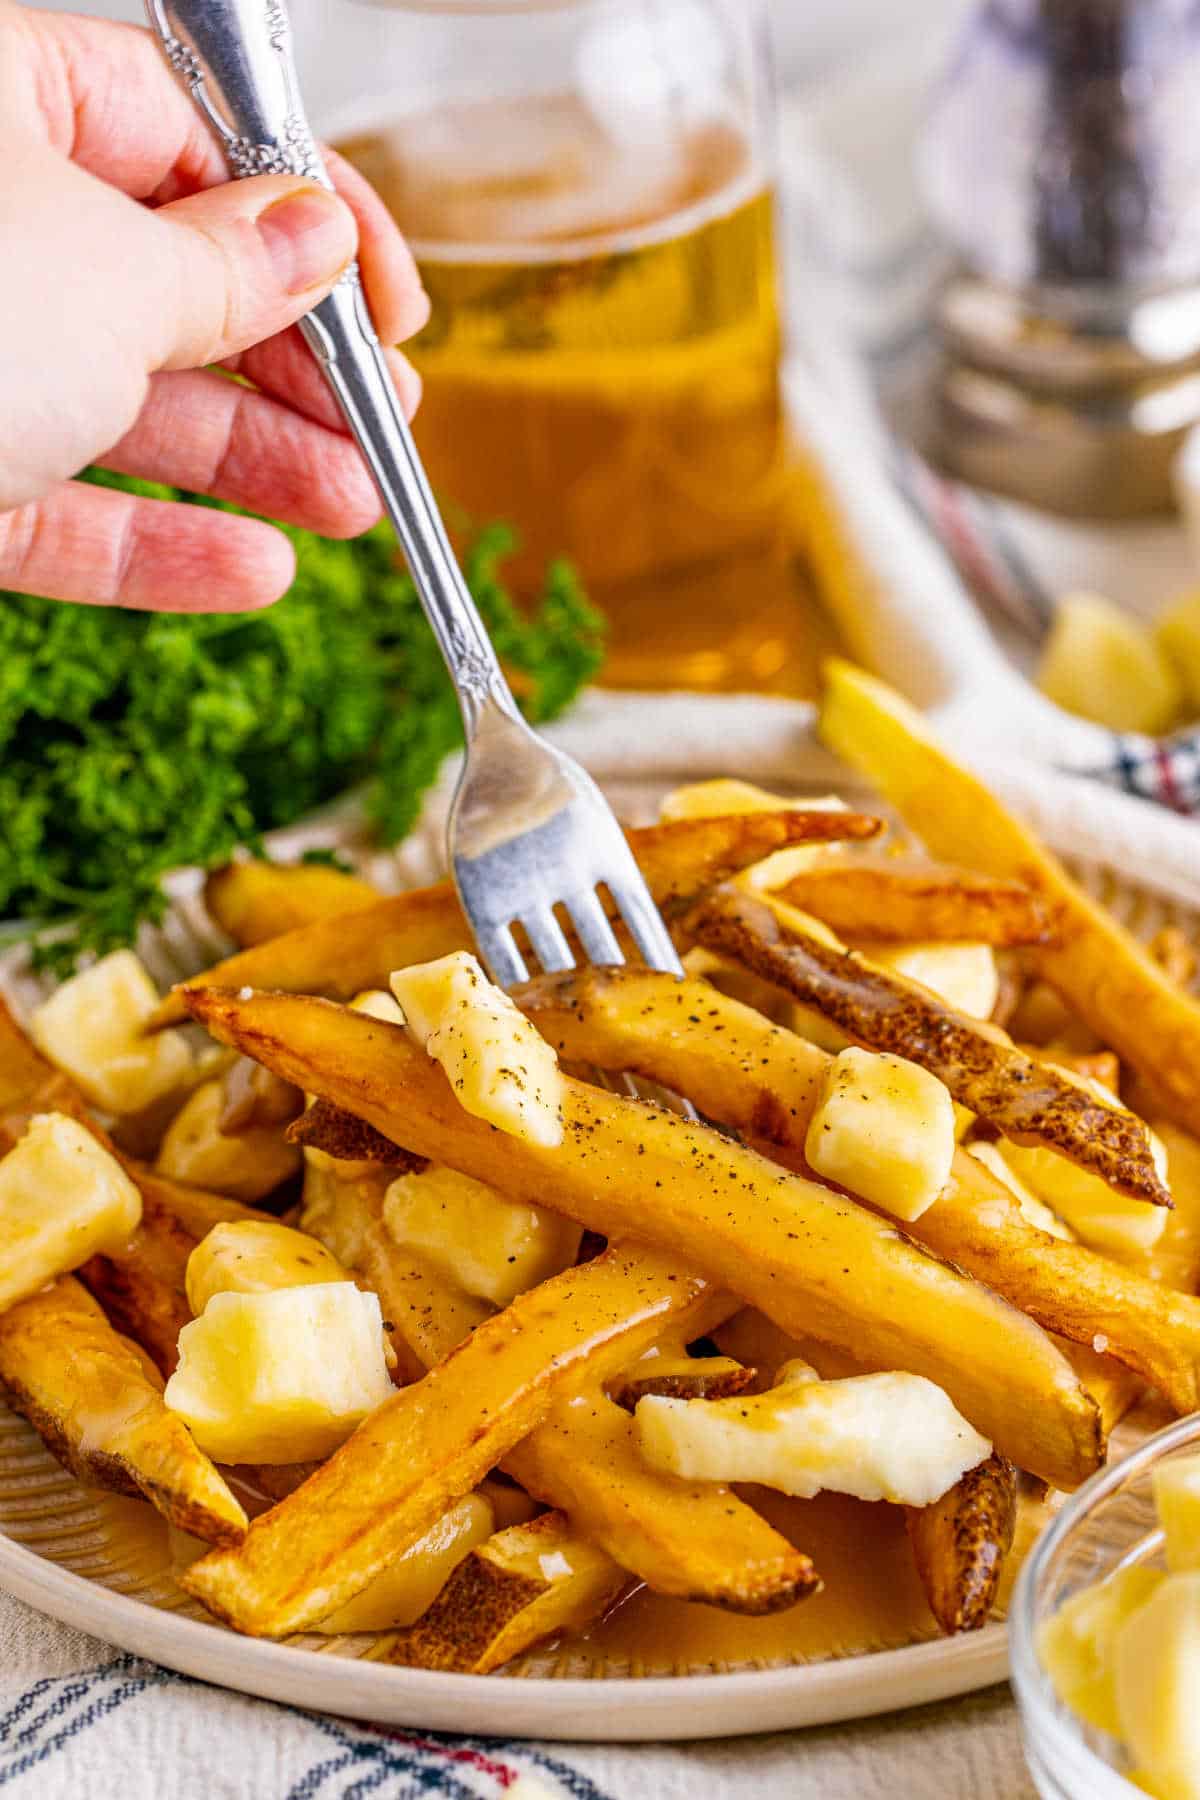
[1154,742,1189,814]
[929,478,1011,606]
[366,1726,520,1788]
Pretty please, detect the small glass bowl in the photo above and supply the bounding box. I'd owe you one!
[1010,1412,1200,1800]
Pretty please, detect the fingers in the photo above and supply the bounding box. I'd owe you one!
[103,369,383,538]
[147,177,359,370]
[0,483,295,613]
[6,7,229,198]
[228,333,423,433]
[323,149,430,346]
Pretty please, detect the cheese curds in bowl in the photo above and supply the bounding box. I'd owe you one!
[1012,1412,1200,1800]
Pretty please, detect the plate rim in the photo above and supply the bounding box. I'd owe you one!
[0,1523,1008,1741]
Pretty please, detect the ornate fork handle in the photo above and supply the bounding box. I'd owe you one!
[146,0,517,729]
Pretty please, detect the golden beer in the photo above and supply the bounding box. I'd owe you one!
[339,97,831,692]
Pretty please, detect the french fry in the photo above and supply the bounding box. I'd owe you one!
[774,860,1053,948]
[516,965,1200,1416]
[151,810,882,1030]
[302,1161,815,1612]
[610,1353,755,1409]
[206,859,382,948]
[904,1452,1017,1635]
[0,1276,247,1545]
[184,986,1102,1488]
[817,659,1200,1134]
[684,885,1170,1207]
[504,1388,821,1612]
[0,997,80,1115]
[1021,1047,1121,1092]
[379,1511,629,1674]
[1149,925,1197,991]
[289,1099,424,1168]
[181,1244,724,1635]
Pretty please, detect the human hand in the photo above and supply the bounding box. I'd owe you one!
[0,1,429,612]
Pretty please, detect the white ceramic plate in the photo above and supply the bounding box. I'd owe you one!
[0,727,1194,1742]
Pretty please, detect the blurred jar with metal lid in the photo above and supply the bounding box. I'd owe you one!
[920,0,1200,517]
[319,0,833,693]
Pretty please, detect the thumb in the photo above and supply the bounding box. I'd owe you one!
[145,174,358,372]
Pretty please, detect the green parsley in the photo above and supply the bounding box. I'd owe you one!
[0,470,603,974]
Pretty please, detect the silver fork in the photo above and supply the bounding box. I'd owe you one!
[147,0,684,991]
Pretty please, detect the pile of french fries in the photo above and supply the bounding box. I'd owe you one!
[4,660,1200,1674]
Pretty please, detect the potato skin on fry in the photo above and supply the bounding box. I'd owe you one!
[817,659,1200,1135]
[185,985,1101,1489]
[0,1277,247,1545]
[905,1453,1017,1635]
[685,885,1170,1208]
[288,1098,425,1168]
[152,810,881,1030]
[775,861,1054,948]
[380,1511,629,1674]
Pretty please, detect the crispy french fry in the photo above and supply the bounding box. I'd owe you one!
[289,1099,420,1167]
[0,1276,246,1545]
[517,965,1200,1417]
[904,1452,1017,1635]
[1020,1047,1121,1092]
[302,1161,814,1612]
[182,1244,723,1635]
[0,997,81,1114]
[289,1099,424,1167]
[609,1354,755,1409]
[774,860,1053,948]
[1149,925,1197,991]
[151,811,881,1030]
[185,985,1102,1488]
[1055,1338,1144,1437]
[684,885,1169,1208]
[206,859,382,948]
[817,660,1200,1134]
[379,1510,629,1674]
[507,1388,824,1610]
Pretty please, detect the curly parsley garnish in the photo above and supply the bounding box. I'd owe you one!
[0,470,603,974]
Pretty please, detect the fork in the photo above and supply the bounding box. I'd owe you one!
[147,0,684,992]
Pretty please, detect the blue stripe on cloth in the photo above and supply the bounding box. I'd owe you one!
[0,1677,59,1743]
[0,1657,616,1800]
[0,1663,180,1790]
[1079,727,1200,814]
[296,1717,483,1800]
[338,1761,399,1800]
[457,1737,613,1800]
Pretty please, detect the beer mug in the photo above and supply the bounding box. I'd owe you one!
[325,0,822,691]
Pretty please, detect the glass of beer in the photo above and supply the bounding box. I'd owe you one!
[329,0,828,691]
